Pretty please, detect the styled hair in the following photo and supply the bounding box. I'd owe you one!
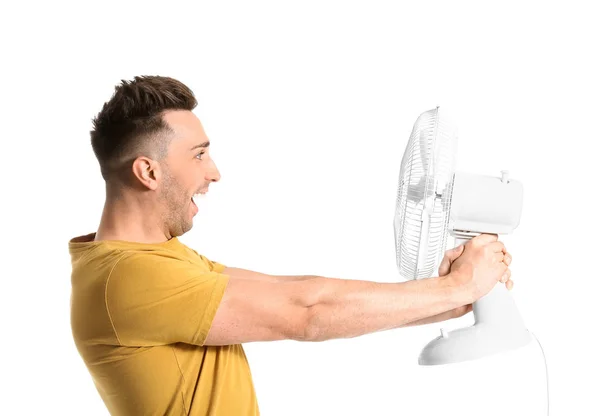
[90,75,197,184]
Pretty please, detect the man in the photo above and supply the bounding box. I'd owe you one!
[69,75,513,416]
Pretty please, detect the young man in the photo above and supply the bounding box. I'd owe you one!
[69,75,513,416]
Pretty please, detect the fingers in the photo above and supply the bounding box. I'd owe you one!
[488,241,507,254]
[472,233,498,244]
[471,234,514,290]
[500,268,511,283]
[492,252,512,265]
[503,252,512,266]
[467,235,516,291]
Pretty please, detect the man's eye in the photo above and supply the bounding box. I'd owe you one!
[196,152,205,160]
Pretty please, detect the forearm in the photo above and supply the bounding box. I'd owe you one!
[273,274,319,282]
[398,303,472,328]
[221,267,317,283]
[303,274,469,342]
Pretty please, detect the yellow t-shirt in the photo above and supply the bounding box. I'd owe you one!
[69,232,260,416]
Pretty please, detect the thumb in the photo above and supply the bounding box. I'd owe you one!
[438,245,464,276]
[449,244,465,261]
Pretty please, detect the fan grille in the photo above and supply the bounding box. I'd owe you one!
[394,108,458,280]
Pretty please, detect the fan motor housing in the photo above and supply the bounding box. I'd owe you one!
[448,171,524,235]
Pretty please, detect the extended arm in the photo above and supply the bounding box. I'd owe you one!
[206,236,510,345]
[219,267,470,328]
[204,271,470,345]
[221,267,318,283]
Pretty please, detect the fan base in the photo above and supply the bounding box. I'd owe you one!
[418,322,532,366]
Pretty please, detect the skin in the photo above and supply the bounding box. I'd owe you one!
[95,110,221,243]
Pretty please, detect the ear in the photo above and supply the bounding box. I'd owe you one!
[132,156,160,191]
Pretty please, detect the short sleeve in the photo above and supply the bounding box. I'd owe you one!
[209,259,227,273]
[106,253,229,347]
[192,250,227,273]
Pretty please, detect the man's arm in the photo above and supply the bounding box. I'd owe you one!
[221,267,318,283]
[220,267,470,327]
[203,271,472,345]
[205,235,508,345]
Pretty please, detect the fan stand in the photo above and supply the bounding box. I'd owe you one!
[418,236,532,366]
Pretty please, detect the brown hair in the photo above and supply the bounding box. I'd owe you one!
[90,75,197,184]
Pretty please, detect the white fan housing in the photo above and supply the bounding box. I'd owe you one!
[393,107,532,365]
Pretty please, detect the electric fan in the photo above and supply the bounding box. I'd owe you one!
[393,106,532,366]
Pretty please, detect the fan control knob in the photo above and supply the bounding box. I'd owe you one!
[501,170,510,184]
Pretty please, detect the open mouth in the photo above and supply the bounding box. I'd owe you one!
[191,191,207,208]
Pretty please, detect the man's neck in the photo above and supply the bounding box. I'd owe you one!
[95,196,169,244]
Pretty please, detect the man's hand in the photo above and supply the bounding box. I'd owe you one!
[447,235,514,301]
[441,239,515,302]
[405,241,514,327]
[438,242,513,285]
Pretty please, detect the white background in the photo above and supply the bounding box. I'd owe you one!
[1,1,597,415]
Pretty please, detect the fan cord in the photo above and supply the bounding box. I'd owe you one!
[530,331,549,415]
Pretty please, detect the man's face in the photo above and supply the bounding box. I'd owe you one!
[157,110,221,237]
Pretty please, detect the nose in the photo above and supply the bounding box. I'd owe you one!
[206,158,221,183]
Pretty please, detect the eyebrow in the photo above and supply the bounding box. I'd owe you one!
[190,141,210,151]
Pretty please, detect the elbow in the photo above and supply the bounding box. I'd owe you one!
[296,304,326,342]
[288,278,329,342]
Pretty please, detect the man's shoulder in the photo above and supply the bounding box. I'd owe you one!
[110,249,191,275]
